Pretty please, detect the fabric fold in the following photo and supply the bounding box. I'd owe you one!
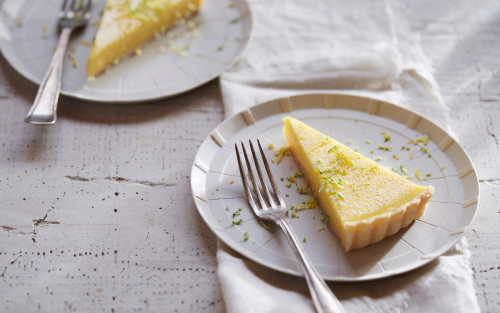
[216,0,476,311]
[217,238,478,313]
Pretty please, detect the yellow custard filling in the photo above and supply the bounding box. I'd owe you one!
[87,0,202,77]
[283,116,433,251]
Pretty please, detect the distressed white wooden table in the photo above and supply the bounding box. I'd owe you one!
[0,0,499,312]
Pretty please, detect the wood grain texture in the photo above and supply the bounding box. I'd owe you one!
[0,51,226,311]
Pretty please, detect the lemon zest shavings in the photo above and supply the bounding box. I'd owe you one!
[67,53,77,68]
[274,145,289,164]
[378,143,391,151]
[78,40,92,47]
[381,131,391,142]
[169,46,188,57]
[260,221,272,230]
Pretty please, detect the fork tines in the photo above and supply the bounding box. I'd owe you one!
[235,140,286,217]
[60,0,91,16]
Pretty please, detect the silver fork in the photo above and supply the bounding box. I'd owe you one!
[235,140,346,313]
[25,0,92,125]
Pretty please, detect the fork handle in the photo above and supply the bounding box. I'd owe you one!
[25,27,73,124]
[277,217,346,313]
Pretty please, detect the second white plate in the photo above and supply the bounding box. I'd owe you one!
[191,93,480,281]
[0,0,252,103]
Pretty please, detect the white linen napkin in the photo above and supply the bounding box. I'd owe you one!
[216,0,478,312]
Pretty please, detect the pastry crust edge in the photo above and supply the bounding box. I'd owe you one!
[343,186,435,252]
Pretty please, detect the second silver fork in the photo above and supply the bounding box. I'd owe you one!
[235,139,346,313]
[25,0,92,125]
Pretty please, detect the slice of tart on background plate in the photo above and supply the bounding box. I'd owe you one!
[87,0,203,78]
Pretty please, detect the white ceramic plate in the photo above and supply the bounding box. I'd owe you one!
[0,0,252,103]
[190,94,480,281]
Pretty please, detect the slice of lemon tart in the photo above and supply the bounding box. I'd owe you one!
[87,0,202,78]
[283,116,434,252]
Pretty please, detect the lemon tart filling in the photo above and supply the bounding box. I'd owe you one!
[283,116,434,251]
[87,0,202,77]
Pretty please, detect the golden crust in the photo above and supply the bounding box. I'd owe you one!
[343,186,434,251]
